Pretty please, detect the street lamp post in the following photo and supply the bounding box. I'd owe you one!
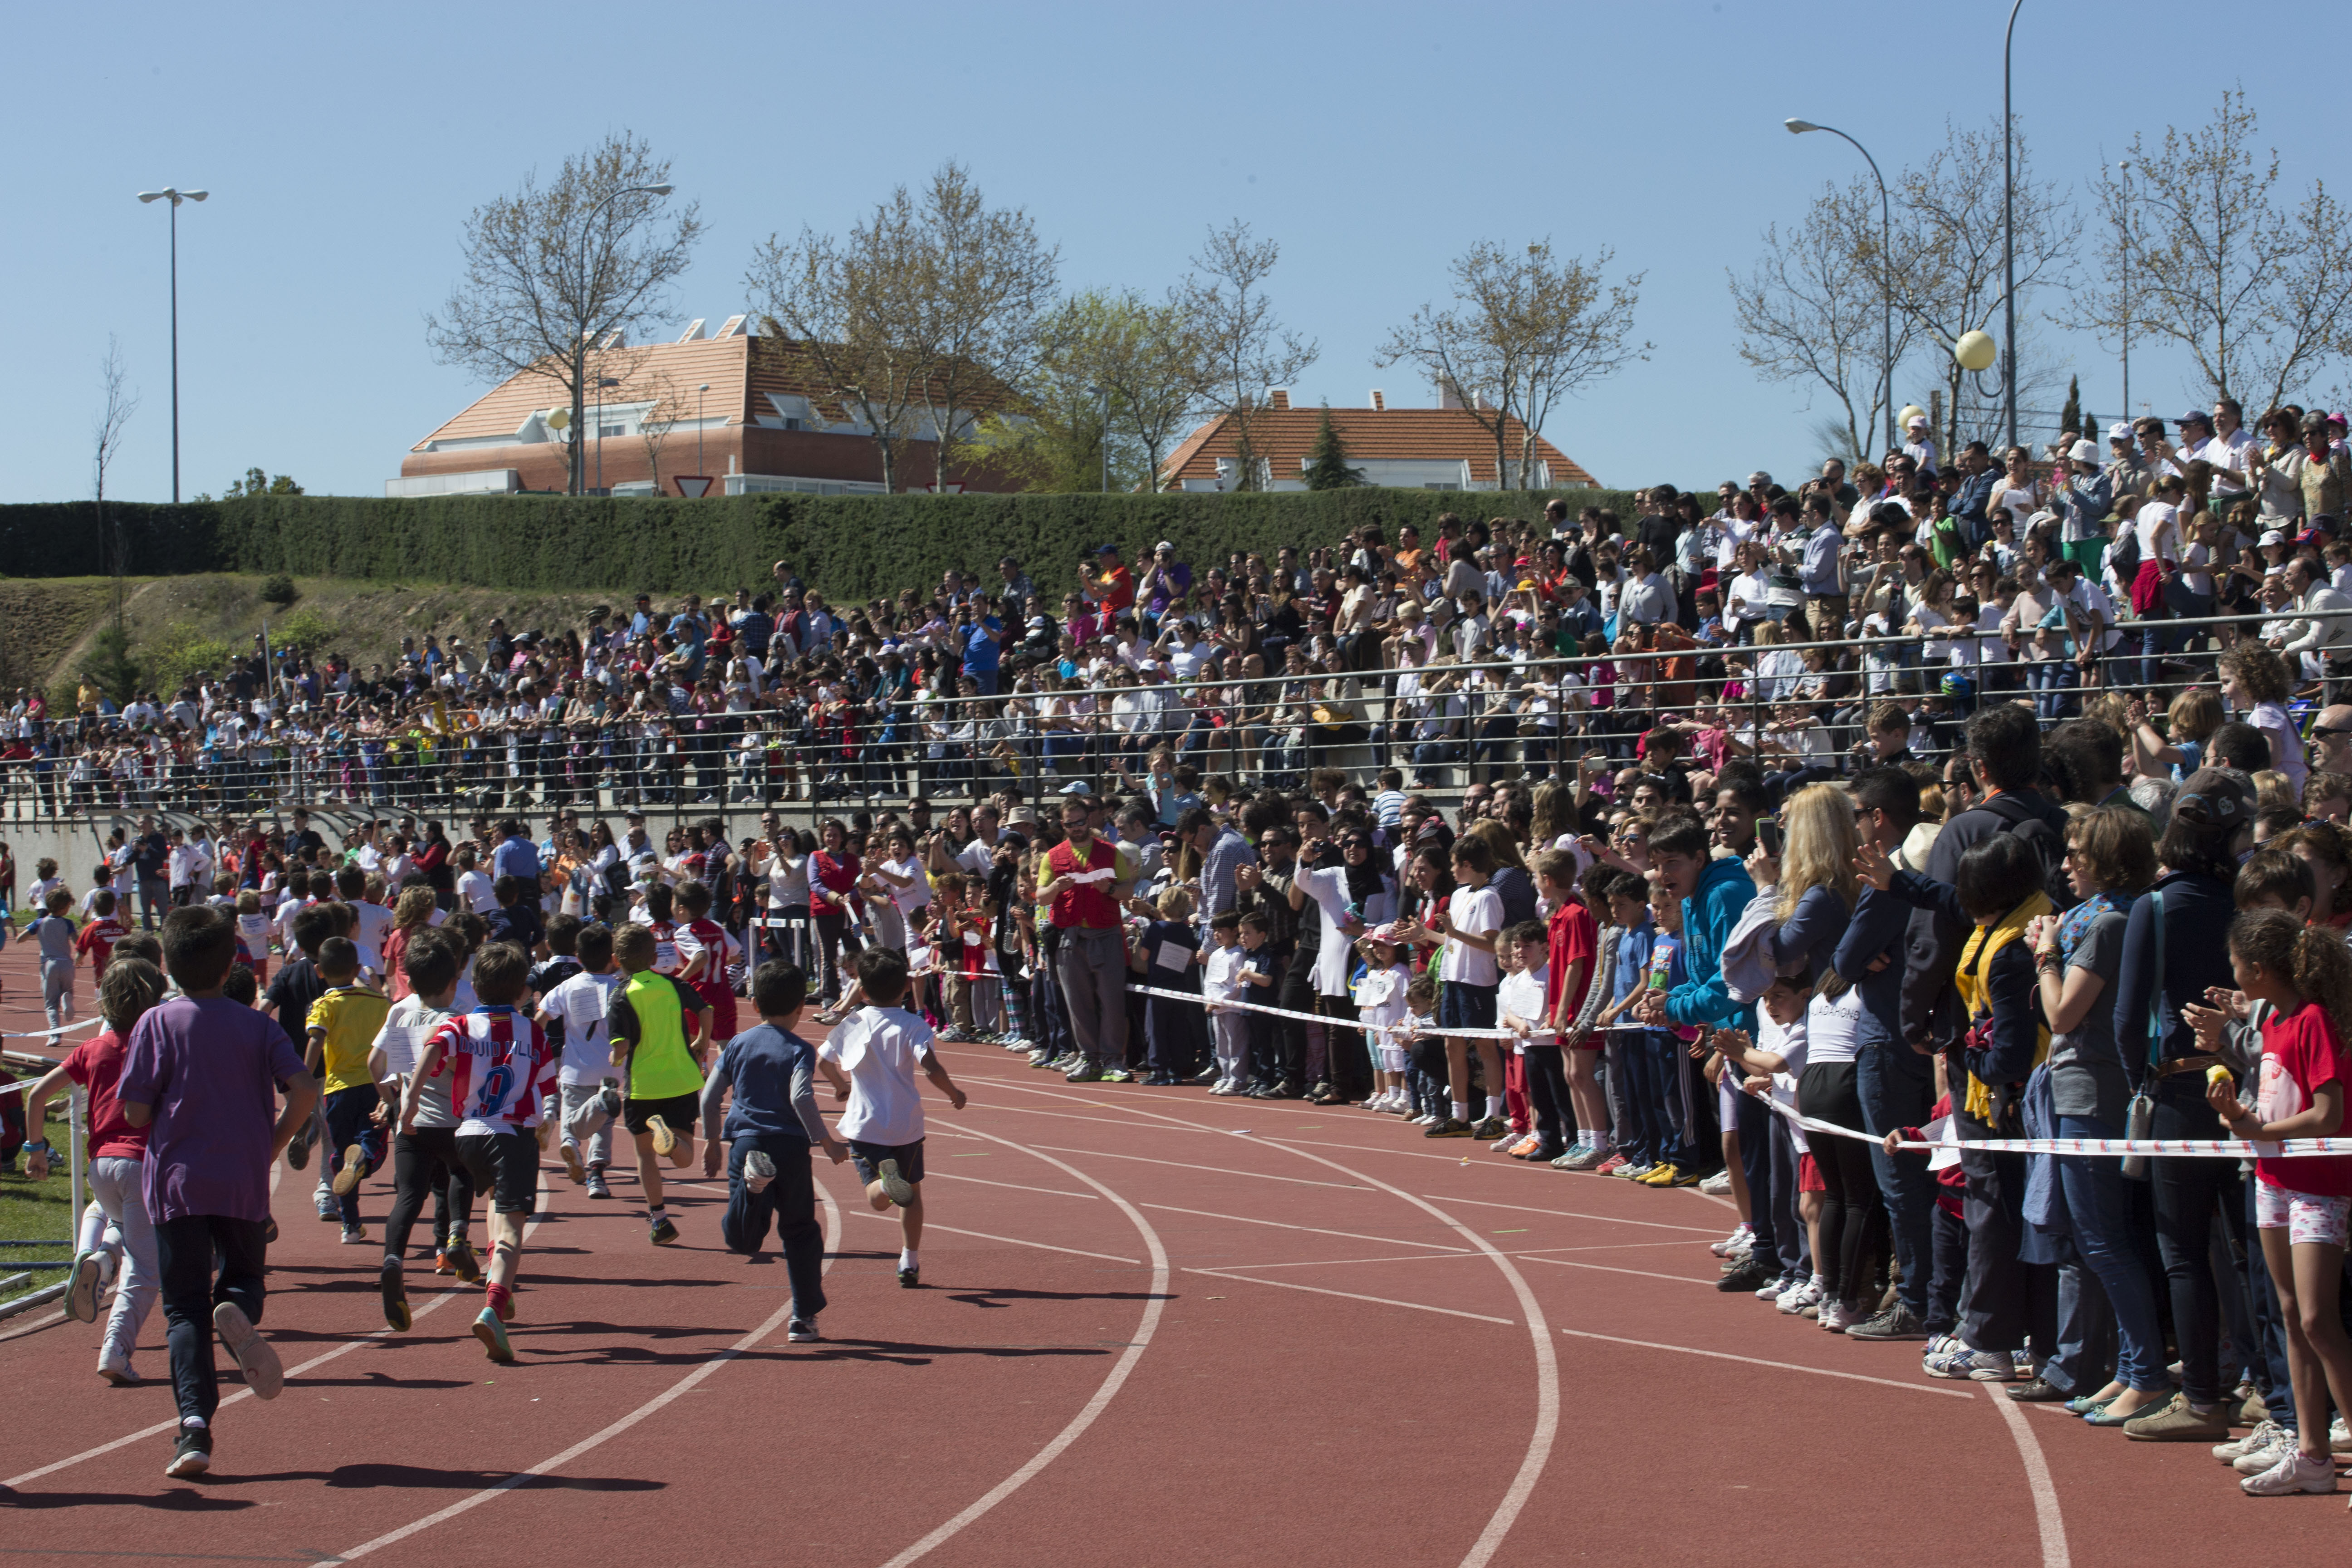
[134,186,208,503]
[569,181,674,494]
[697,382,710,478]
[1784,120,1893,454]
[2116,158,2133,422]
[594,376,620,493]
[2002,0,2024,449]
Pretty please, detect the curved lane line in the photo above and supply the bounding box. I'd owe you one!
[873,1125,1169,1568]
[1988,1382,2072,1567]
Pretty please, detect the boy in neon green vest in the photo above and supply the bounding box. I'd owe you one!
[605,922,714,1247]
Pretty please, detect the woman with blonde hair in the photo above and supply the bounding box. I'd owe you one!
[382,884,440,1003]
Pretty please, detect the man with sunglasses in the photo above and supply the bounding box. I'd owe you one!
[2307,704,2352,776]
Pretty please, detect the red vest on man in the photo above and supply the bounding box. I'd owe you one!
[1046,837,1120,930]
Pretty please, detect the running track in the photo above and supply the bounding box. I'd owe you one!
[3,943,2347,1564]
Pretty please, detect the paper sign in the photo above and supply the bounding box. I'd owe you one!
[377,1023,429,1078]
[1924,1114,1962,1173]
[1066,867,1117,885]
[1156,940,1193,972]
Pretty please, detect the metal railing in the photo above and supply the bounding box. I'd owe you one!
[0,606,2321,828]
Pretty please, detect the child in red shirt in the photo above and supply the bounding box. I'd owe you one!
[2206,909,2352,1495]
[926,870,990,1040]
[672,881,740,1046]
[74,888,130,984]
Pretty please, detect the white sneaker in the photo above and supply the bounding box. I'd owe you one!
[1819,1300,1855,1333]
[2217,1418,2287,1463]
[1775,1279,1822,1314]
[96,1352,139,1386]
[2241,1447,2336,1495]
[1756,1274,1793,1300]
[212,1301,283,1401]
[2234,1427,2299,1475]
[2333,1415,2351,1454]
[1711,1223,1754,1258]
[743,1149,776,1195]
[1699,1170,1733,1196]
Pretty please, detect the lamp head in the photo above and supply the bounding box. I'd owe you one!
[1784,118,1820,135]
[1953,331,1999,373]
[644,183,674,196]
[698,382,710,392]
[183,190,208,202]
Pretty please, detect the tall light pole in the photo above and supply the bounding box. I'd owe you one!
[2115,158,2134,422]
[696,382,710,477]
[135,186,208,503]
[1090,384,1110,492]
[1784,120,1894,454]
[2002,0,2024,449]
[568,181,674,494]
[594,376,620,493]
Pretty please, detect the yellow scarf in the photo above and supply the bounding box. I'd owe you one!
[1954,893,2053,1123]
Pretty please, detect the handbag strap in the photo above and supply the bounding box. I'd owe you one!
[2143,886,2168,1072]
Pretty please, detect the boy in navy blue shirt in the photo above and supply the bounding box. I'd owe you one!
[699,960,845,1343]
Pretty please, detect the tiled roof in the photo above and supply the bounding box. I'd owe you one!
[1158,404,1598,489]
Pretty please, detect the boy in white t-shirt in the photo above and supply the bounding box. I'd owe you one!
[1421,836,1506,1141]
[1200,911,1251,1094]
[1495,920,1558,1158]
[817,947,966,1289]
[535,923,627,1197]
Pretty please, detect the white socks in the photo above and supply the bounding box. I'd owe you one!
[1451,1102,1470,1122]
[899,1247,919,1271]
[1485,1095,1505,1119]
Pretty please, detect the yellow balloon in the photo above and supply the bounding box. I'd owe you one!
[1953,330,1998,372]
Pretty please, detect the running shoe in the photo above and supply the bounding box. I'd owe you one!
[332,1145,368,1196]
[1664,1166,1704,1187]
[165,1427,212,1479]
[65,1250,103,1323]
[787,1318,820,1343]
[380,1260,411,1333]
[212,1301,284,1400]
[648,1216,681,1247]
[876,1159,916,1207]
[1638,1162,1681,1186]
[897,1265,920,1289]
[2231,1426,2298,1475]
[744,1149,777,1195]
[1560,1145,1612,1171]
[1617,1160,1655,1181]
[1422,1117,1475,1138]
[1028,1049,1058,1068]
[585,1168,612,1200]
[1699,1171,1733,1196]
[1710,1223,1754,1258]
[1592,1152,1628,1176]
[315,1192,340,1222]
[1775,1278,1823,1315]
[286,1117,316,1171]
[2241,1448,2337,1495]
[472,1305,515,1364]
[1100,1068,1135,1084]
[1469,1115,1509,1142]
[1491,1130,1526,1153]
[647,1116,679,1156]
[1818,1300,1857,1333]
[559,1142,587,1184]
[432,1248,457,1277]
[2215,1420,2286,1464]
[97,1352,139,1387]
[1847,1302,1929,1341]
[598,1083,623,1120]
[1065,1063,1102,1083]
[340,1225,368,1246]
[444,1236,483,1284]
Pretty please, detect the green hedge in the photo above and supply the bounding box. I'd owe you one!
[0,487,1666,603]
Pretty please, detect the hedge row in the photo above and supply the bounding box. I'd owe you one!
[0,486,1670,603]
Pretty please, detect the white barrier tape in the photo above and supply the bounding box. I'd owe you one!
[1748,1086,2352,1161]
[1130,983,1518,1041]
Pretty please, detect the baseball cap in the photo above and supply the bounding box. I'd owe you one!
[2172,767,2254,831]
[2260,529,2287,548]
[1906,412,1929,427]
[2180,408,2213,428]
[1155,540,1176,553]
[2107,422,2134,443]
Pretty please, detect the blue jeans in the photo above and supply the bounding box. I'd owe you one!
[324,1083,386,1228]
[2056,1113,2166,1392]
[2026,659,2071,720]
[722,1133,828,1323]
[1858,1044,1936,1318]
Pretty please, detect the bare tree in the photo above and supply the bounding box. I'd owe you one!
[94,335,140,625]
[1379,240,1646,489]
[1889,119,2078,458]
[910,161,1059,491]
[1729,177,1915,465]
[425,132,701,495]
[747,189,931,492]
[2073,90,2352,413]
[637,369,683,496]
[1178,221,1316,491]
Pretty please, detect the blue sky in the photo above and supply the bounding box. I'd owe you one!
[4,0,2341,503]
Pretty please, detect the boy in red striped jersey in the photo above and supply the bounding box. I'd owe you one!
[674,881,741,1049]
[76,888,131,985]
[401,941,556,1363]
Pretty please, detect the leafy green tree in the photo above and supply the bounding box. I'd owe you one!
[1302,407,1365,490]
[79,623,144,706]
[224,467,304,498]
[2059,375,2081,438]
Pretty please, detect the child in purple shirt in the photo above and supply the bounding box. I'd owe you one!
[117,906,319,1480]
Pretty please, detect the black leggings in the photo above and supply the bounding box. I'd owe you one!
[1798,1058,1883,1308]
[814,909,862,1000]
[384,1126,478,1260]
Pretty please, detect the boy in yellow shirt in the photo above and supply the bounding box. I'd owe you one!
[307,936,393,1245]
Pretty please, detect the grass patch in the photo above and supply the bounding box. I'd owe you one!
[0,1098,82,1308]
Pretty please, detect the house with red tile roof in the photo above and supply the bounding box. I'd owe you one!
[1156,389,1598,493]
[393,318,1022,497]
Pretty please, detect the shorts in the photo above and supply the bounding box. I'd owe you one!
[848,1137,925,1188]
[1798,1153,1826,1194]
[2254,1181,2352,1248]
[693,978,738,1043]
[623,1091,702,1138]
[454,1130,539,1215]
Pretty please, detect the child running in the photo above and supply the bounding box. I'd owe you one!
[818,947,967,1288]
[372,930,479,1330]
[605,921,713,1246]
[116,906,321,1479]
[307,936,393,1245]
[403,941,557,1362]
[32,886,78,1046]
[537,922,626,1196]
[699,960,848,1342]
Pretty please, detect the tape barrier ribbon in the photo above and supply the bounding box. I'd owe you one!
[1132,983,1518,1040]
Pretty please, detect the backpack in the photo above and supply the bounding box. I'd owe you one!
[1977,793,2078,912]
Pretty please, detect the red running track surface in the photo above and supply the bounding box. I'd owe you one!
[4,937,2348,1565]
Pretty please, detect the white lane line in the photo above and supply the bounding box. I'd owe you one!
[929,1171,1097,1200]
[1416,1192,1729,1236]
[0,1308,67,1345]
[1519,1255,1720,1287]
[874,1128,1169,1568]
[4,1171,552,1491]
[331,1179,845,1561]
[1186,1267,1514,1325]
[848,1207,1140,1265]
[1990,1379,2073,1567]
[1556,1328,1975,1400]
[1138,1202,1470,1254]
[1219,1239,1706,1272]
